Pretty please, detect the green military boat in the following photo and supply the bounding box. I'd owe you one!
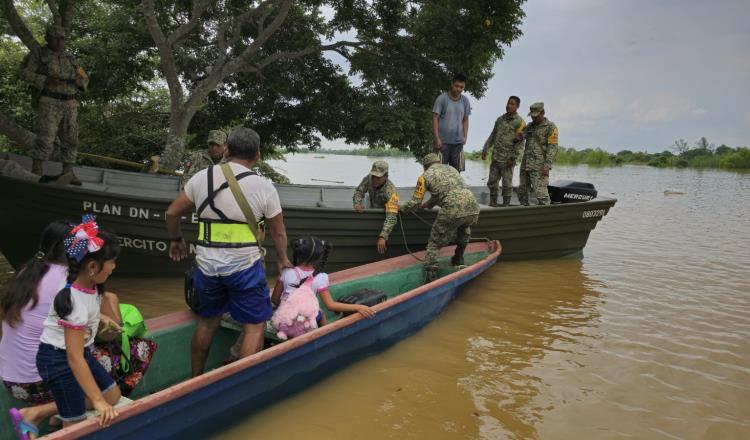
[0,153,616,275]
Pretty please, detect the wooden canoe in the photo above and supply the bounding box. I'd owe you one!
[0,241,500,439]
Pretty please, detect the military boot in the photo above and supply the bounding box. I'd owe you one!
[424,265,439,283]
[502,196,512,207]
[61,163,82,186]
[31,159,43,176]
[38,172,74,186]
[451,243,467,268]
[488,189,499,207]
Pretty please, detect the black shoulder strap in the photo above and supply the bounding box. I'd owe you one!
[196,167,258,219]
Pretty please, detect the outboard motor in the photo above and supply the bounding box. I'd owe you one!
[548,180,597,203]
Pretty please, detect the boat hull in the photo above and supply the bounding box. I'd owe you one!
[0,175,612,276]
[0,153,615,275]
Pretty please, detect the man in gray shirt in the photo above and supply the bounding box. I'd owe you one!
[432,73,471,172]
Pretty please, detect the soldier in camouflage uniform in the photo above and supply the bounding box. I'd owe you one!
[20,24,89,185]
[402,154,480,282]
[518,102,558,206]
[180,130,227,188]
[481,96,526,207]
[353,160,400,254]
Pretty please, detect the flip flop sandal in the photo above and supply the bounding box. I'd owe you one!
[8,408,39,440]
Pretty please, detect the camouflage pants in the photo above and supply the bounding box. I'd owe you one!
[487,160,514,197]
[425,212,479,269]
[32,96,78,163]
[518,170,550,205]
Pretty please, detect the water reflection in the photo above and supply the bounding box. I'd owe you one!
[457,259,603,440]
[214,259,604,439]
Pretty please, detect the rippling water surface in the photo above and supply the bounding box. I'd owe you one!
[3,156,748,439]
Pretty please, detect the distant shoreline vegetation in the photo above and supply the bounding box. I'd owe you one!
[300,147,414,157]
[301,138,750,170]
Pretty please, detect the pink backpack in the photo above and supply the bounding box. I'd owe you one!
[271,270,321,340]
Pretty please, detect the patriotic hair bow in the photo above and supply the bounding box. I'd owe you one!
[64,213,104,262]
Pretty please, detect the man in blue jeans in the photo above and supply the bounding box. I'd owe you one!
[432,73,472,172]
[165,127,292,376]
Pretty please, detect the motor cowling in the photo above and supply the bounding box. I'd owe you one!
[548,180,597,203]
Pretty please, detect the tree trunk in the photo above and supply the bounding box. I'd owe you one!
[160,112,191,169]
[0,110,35,149]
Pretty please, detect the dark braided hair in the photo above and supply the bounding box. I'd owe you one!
[54,230,120,319]
[290,236,333,276]
[1,221,72,327]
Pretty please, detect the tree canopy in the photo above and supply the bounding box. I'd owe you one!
[1,0,526,170]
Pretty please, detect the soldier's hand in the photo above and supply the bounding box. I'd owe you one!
[434,138,443,150]
[377,237,387,254]
[515,132,524,142]
[354,204,365,213]
[541,166,550,177]
[169,239,188,262]
[75,77,84,88]
[507,159,515,168]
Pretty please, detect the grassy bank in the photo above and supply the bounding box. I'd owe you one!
[300,148,413,157]
[554,146,750,170]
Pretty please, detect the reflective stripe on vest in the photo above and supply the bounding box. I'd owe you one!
[195,164,260,248]
[197,220,258,248]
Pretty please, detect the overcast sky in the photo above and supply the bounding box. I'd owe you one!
[326,0,750,153]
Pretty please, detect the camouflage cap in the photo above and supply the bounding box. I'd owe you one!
[422,153,441,167]
[45,24,66,39]
[370,160,389,177]
[207,130,227,146]
[528,102,545,117]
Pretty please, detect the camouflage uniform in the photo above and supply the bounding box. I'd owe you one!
[20,25,88,170]
[519,103,558,206]
[180,130,226,188]
[402,155,480,273]
[181,150,220,189]
[353,161,399,241]
[482,112,526,205]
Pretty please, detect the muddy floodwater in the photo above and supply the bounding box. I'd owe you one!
[2,155,748,439]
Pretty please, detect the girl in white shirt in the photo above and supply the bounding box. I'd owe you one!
[35,216,121,429]
[271,237,376,325]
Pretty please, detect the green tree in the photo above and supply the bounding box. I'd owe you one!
[2,0,526,169]
[138,0,526,167]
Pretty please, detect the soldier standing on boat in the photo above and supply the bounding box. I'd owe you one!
[20,24,88,185]
[518,102,558,206]
[180,130,227,188]
[165,127,292,376]
[401,153,480,282]
[353,160,400,254]
[432,74,471,172]
[481,96,526,207]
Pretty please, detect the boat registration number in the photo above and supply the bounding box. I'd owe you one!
[581,209,606,219]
